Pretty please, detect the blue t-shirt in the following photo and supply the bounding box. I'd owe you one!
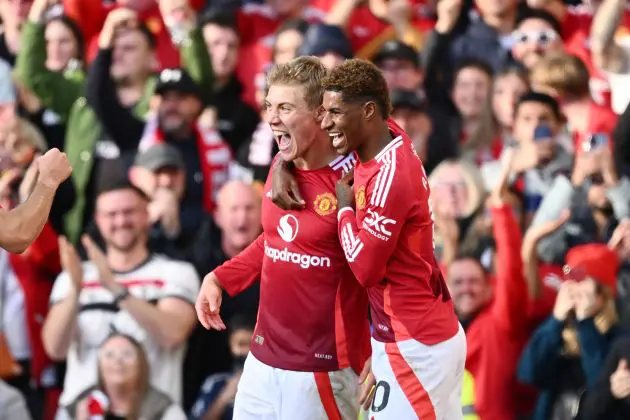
[189,372,234,420]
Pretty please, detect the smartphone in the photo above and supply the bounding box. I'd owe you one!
[582,133,608,153]
[533,124,553,142]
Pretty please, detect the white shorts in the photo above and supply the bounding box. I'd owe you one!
[233,353,359,420]
[369,323,466,420]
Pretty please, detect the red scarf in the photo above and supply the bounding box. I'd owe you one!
[140,120,232,212]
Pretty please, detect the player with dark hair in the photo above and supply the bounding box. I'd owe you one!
[195,56,371,420]
[319,59,466,419]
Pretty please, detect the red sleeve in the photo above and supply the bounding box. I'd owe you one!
[213,233,264,296]
[490,204,528,333]
[22,222,61,275]
[337,171,411,287]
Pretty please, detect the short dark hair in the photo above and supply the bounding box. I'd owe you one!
[97,179,150,202]
[275,18,309,37]
[228,313,257,333]
[453,58,494,82]
[452,251,489,276]
[199,9,238,34]
[516,91,562,120]
[516,8,562,36]
[322,59,392,118]
[132,22,158,50]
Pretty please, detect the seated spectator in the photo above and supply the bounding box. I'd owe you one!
[189,314,255,420]
[42,181,199,409]
[518,244,622,420]
[61,333,185,420]
[579,335,630,419]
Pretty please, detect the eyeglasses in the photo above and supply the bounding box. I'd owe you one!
[513,30,558,45]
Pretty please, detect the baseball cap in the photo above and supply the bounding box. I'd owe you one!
[155,68,203,102]
[390,89,427,113]
[372,40,420,67]
[134,143,185,172]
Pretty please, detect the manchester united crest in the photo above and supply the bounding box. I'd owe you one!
[356,185,366,210]
[314,192,337,216]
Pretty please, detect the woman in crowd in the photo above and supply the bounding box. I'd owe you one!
[518,244,622,420]
[60,333,185,420]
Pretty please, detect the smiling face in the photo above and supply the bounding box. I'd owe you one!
[321,91,366,155]
[447,258,491,318]
[95,189,149,252]
[265,84,321,161]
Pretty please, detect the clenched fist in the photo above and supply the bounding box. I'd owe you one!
[36,148,72,189]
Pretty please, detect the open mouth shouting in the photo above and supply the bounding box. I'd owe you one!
[273,131,293,154]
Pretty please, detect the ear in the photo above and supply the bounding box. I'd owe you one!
[363,102,377,121]
[314,105,325,123]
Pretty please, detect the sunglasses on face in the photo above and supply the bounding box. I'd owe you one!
[513,30,558,45]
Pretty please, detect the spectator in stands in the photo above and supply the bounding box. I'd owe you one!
[42,181,199,409]
[490,66,530,146]
[579,335,630,419]
[14,0,84,155]
[272,19,309,66]
[508,92,573,221]
[372,40,423,92]
[200,11,259,158]
[298,23,352,69]
[61,333,185,420]
[518,244,622,420]
[0,0,31,65]
[182,180,261,411]
[189,313,255,420]
[444,151,535,419]
[389,89,457,174]
[511,8,564,70]
[530,52,617,147]
[18,1,212,245]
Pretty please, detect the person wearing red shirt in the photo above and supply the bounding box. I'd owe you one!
[319,59,464,419]
[195,56,371,420]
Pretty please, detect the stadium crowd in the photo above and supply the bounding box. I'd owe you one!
[0,0,629,419]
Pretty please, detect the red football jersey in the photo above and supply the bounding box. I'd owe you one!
[337,121,459,345]
[213,155,371,373]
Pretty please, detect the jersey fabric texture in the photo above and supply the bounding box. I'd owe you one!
[213,154,371,374]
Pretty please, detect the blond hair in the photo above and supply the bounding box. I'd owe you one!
[266,56,327,110]
[530,52,590,99]
[562,286,618,356]
[0,117,47,152]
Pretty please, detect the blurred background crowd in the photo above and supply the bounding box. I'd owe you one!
[0,0,630,419]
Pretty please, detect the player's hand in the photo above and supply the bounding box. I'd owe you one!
[35,148,72,190]
[271,158,304,210]
[335,169,355,210]
[611,359,630,399]
[196,272,226,330]
[358,357,376,411]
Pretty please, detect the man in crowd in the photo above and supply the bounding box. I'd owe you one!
[196,56,371,419]
[319,58,464,419]
[42,181,199,408]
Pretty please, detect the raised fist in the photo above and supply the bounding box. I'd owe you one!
[36,148,72,189]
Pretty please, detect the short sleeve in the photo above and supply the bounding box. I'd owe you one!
[49,271,71,306]
[162,261,200,305]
